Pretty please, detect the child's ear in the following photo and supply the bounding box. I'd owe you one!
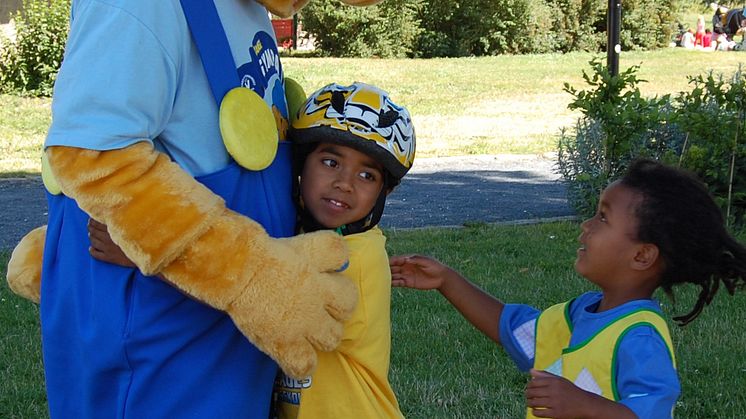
[631,243,660,271]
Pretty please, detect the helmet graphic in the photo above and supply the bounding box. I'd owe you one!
[291,82,416,183]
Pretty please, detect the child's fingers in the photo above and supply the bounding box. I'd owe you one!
[88,218,108,233]
[389,255,416,266]
[88,232,107,251]
[89,246,113,263]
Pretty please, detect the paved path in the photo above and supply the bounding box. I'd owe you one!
[0,154,575,250]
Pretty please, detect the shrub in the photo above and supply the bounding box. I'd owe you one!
[0,0,71,96]
[558,61,746,225]
[557,59,683,217]
[619,0,680,50]
[414,0,554,57]
[299,0,421,58]
[676,68,746,224]
[545,0,680,53]
[546,0,607,53]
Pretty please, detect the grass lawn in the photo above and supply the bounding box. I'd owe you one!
[3,223,746,417]
[2,49,745,177]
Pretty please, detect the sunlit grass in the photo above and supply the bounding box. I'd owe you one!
[3,50,744,175]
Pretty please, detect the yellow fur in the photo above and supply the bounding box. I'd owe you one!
[6,226,46,304]
[48,143,225,275]
[39,143,357,378]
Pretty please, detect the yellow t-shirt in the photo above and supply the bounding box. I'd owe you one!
[274,227,403,418]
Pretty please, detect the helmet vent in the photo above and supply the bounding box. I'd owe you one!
[378,110,399,128]
[331,90,346,114]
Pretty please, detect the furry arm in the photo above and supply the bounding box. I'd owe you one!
[6,226,46,304]
[45,142,357,378]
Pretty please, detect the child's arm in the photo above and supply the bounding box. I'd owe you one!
[88,219,136,268]
[526,369,636,419]
[390,255,504,344]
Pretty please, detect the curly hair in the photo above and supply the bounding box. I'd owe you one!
[620,159,746,325]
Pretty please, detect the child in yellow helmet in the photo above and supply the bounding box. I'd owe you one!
[271,81,415,418]
[391,159,746,418]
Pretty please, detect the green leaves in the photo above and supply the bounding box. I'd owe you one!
[559,60,746,225]
[0,0,71,97]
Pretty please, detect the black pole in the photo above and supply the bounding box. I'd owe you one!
[607,0,621,76]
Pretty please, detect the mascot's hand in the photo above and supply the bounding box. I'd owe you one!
[6,226,46,304]
[46,143,357,379]
[161,213,356,378]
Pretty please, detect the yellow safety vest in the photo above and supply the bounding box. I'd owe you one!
[527,300,676,419]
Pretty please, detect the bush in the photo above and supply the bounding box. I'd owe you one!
[299,0,421,58]
[558,61,746,225]
[300,0,681,57]
[414,0,555,57]
[619,0,680,50]
[676,68,746,224]
[557,59,684,217]
[545,0,680,53]
[0,0,70,96]
[546,0,607,53]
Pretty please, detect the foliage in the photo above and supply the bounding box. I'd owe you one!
[676,68,746,224]
[299,0,421,58]
[618,0,681,50]
[413,0,554,57]
[544,0,681,53]
[302,0,681,57]
[0,0,71,96]
[559,60,746,224]
[558,59,683,217]
[545,0,607,53]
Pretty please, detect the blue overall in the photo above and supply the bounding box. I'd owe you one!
[40,144,295,417]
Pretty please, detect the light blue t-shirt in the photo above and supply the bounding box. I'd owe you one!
[46,0,289,176]
[500,291,681,418]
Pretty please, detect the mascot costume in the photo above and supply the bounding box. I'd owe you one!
[6,0,381,417]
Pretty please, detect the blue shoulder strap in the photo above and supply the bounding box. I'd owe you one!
[179,0,240,106]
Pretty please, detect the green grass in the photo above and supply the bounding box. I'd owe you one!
[0,251,47,418]
[2,50,745,176]
[3,223,746,417]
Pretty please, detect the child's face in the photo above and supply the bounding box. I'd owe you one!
[575,181,643,287]
[301,143,385,229]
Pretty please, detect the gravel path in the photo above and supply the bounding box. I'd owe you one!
[0,154,575,250]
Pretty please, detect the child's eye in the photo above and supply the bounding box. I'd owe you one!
[322,158,338,168]
[598,211,607,222]
[359,171,376,181]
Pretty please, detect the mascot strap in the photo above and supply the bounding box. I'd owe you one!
[179,0,239,105]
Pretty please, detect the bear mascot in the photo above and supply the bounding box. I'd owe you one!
[6,0,382,417]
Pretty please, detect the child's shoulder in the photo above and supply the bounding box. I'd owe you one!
[344,227,388,264]
[344,226,386,246]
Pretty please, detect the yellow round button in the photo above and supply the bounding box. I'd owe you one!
[219,87,278,171]
[41,151,62,195]
[284,77,307,124]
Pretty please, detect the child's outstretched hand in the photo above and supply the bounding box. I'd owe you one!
[390,254,453,290]
[526,369,636,419]
[88,218,136,268]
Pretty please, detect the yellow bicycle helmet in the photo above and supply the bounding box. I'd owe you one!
[290,82,415,185]
[290,82,416,235]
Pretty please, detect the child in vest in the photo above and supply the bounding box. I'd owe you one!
[89,82,415,417]
[390,159,746,418]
